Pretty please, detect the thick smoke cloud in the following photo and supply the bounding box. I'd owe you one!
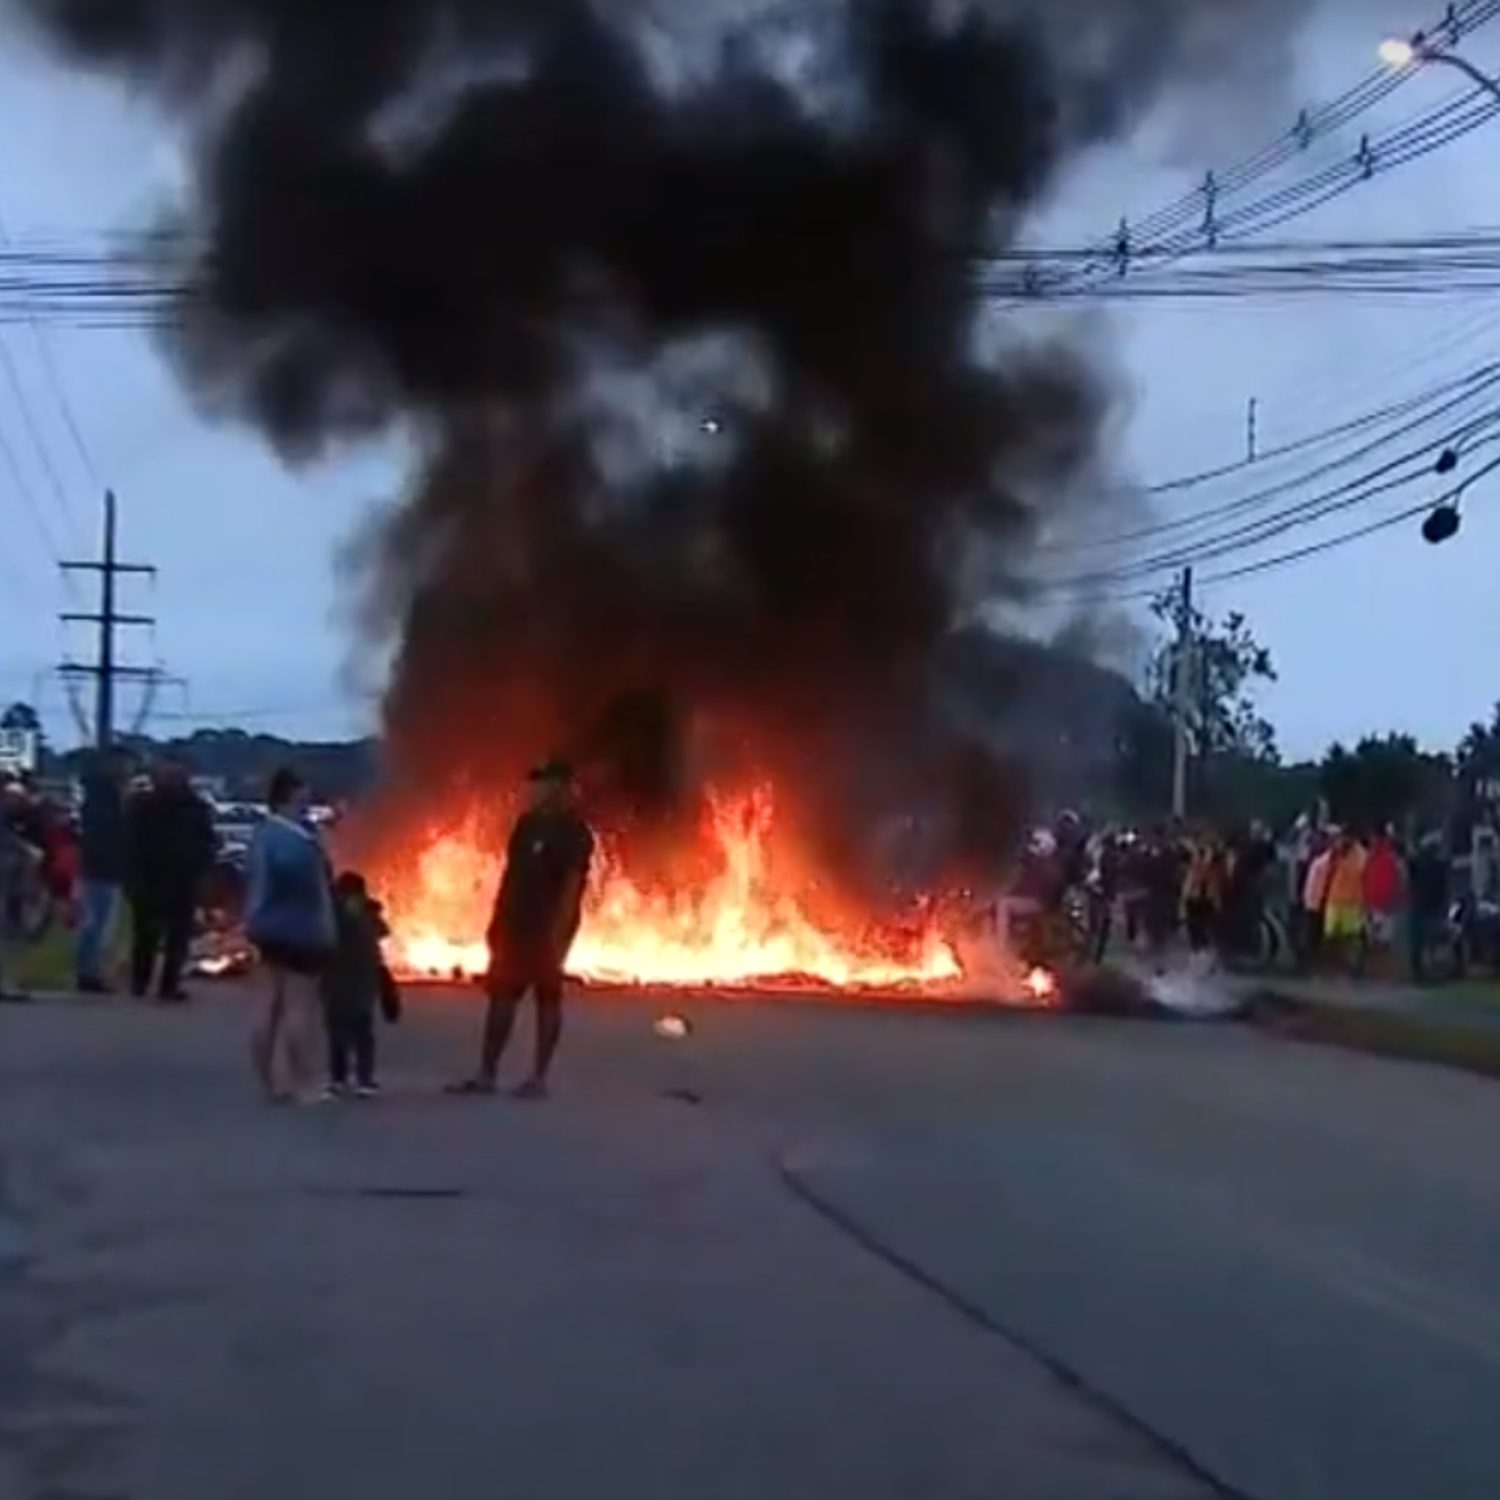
[22,0,1295,883]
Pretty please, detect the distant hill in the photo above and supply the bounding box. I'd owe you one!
[35,636,1174,817]
[51,729,381,803]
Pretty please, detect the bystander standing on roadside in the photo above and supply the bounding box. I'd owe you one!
[320,871,396,1099]
[1407,832,1451,984]
[1138,826,1183,960]
[1300,830,1334,972]
[1323,829,1368,976]
[75,746,133,994]
[1182,832,1225,955]
[246,769,336,1103]
[450,757,594,1100]
[125,760,217,1002]
[1362,826,1405,979]
[0,778,43,1002]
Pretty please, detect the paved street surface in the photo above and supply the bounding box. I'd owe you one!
[3,991,1500,1499]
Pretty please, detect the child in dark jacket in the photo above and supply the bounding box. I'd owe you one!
[321,872,400,1098]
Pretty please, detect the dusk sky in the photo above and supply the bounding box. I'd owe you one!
[1,0,1498,763]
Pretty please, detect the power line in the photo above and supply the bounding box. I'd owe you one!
[1053,452,1500,607]
[1035,406,1500,592]
[147,702,361,726]
[998,0,1500,301]
[1040,362,1500,560]
[6,3,1500,328]
[0,204,102,499]
[0,334,80,547]
[1252,300,1500,437]
[1043,417,1500,591]
[0,418,54,600]
[1078,357,1500,505]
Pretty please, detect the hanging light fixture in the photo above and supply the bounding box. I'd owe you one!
[1422,503,1461,544]
[1421,446,1466,543]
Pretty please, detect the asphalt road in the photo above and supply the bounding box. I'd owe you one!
[2,988,1500,1499]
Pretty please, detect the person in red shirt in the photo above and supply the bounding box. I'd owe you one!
[1363,828,1404,975]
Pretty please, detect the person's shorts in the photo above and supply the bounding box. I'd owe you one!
[1323,905,1364,942]
[485,941,566,1000]
[257,941,331,977]
[1366,911,1396,946]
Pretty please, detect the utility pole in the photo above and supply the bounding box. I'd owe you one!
[1246,396,1259,463]
[1171,566,1194,821]
[59,491,157,750]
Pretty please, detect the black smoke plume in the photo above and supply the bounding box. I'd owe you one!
[21,0,1294,886]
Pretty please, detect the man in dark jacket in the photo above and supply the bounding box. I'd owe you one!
[125,760,216,1002]
[75,746,132,993]
[450,758,594,1099]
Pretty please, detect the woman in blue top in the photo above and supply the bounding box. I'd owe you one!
[245,768,335,1102]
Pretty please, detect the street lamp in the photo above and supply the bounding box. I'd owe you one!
[1380,31,1500,102]
[1378,37,1499,544]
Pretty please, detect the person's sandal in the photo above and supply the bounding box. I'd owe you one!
[444,1077,497,1096]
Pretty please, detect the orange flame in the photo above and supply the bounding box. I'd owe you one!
[371,783,965,992]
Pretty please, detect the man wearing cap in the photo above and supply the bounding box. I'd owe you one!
[450,758,595,1098]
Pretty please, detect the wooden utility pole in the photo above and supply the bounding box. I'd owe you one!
[1172,566,1194,821]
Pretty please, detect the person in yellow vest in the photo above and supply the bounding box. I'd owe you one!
[1322,828,1368,973]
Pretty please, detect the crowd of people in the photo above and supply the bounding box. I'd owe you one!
[2,746,1484,1106]
[0,755,408,1100]
[2,749,599,1107]
[0,751,226,1001]
[1010,811,1461,982]
[1289,824,1454,981]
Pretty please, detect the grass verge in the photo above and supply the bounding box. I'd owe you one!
[1248,991,1500,1082]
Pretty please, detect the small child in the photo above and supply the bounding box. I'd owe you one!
[321,871,399,1098]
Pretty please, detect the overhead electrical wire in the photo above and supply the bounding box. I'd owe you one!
[0,338,74,560]
[4,3,1500,324]
[1052,452,1500,607]
[1041,362,1500,559]
[1035,421,1500,603]
[0,204,100,512]
[1042,413,1500,588]
[19,230,1500,327]
[993,0,1500,301]
[1252,301,1500,437]
[0,417,59,600]
[1071,358,1500,507]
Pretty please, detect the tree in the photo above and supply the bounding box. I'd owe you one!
[1459,703,1500,780]
[0,702,41,734]
[1455,703,1500,836]
[1147,594,1278,763]
[1320,734,1452,833]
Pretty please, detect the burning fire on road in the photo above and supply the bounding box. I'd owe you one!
[365,781,1004,997]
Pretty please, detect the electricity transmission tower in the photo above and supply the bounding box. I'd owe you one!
[57,490,178,749]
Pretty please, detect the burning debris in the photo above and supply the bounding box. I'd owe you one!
[378,780,967,990]
[20,0,1296,996]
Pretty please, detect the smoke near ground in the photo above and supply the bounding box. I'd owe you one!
[19,0,1298,885]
